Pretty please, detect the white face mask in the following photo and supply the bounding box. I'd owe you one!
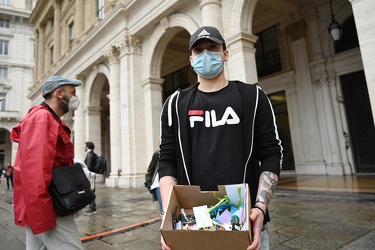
[62,91,80,111]
[68,95,80,111]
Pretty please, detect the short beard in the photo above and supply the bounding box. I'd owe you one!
[60,96,69,114]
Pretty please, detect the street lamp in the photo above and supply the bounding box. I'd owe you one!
[328,0,342,41]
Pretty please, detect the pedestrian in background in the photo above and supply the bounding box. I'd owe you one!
[144,140,163,214]
[4,162,13,190]
[158,26,283,250]
[84,141,98,215]
[0,162,4,184]
[11,76,83,249]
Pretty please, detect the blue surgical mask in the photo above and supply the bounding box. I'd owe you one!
[192,50,223,79]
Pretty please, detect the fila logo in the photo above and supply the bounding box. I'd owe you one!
[188,107,240,128]
[198,29,210,38]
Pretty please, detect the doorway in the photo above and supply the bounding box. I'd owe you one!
[268,91,295,170]
[340,71,375,173]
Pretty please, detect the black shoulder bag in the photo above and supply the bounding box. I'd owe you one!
[49,163,96,217]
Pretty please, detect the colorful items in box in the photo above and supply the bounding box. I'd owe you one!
[173,184,247,231]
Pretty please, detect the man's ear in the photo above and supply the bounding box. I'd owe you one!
[55,88,64,99]
[189,55,194,66]
[223,50,229,62]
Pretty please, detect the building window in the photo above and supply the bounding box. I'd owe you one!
[0,19,10,28]
[0,131,6,144]
[255,26,282,78]
[0,40,9,55]
[50,46,53,64]
[1,0,10,6]
[50,15,54,28]
[162,66,196,101]
[335,15,359,54]
[97,0,104,19]
[0,67,8,78]
[0,93,6,111]
[69,22,74,48]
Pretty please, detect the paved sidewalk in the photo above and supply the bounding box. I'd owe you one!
[1,180,375,249]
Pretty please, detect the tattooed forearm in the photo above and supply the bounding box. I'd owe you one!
[256,171,279,206]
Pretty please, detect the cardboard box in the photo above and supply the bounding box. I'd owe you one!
[161,184,251,250]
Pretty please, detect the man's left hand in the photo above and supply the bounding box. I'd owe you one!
[247,207,264,250]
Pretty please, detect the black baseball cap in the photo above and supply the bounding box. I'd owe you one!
[189,26,226,51]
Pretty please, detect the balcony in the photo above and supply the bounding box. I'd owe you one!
[0,110,19,121]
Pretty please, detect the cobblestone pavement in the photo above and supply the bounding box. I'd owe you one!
[1,179,375,250]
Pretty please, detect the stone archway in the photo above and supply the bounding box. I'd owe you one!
[76,64,110,179]
[141,14,199,158]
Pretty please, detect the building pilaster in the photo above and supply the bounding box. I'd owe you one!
[199,0,223,30]
[141,77,164,161]
[350,0,375,124]
[116,35,144,188]
[74,76,86,162]
[75,0,84,43]
[53,0,61,62]
[37,24,45,79]
[225,32,258,84]
[314,70,345,174]
[104,46,121,187]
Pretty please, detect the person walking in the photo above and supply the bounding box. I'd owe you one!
[11,76,83,249]
[158,26,283,250]
[84,141,98,215]
[4,162,13,190]
[144,145,163,214]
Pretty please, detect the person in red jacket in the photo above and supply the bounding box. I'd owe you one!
[11,76,83,249]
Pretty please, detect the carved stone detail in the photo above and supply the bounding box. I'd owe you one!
[104,46,120,64]
[116,35,142,57]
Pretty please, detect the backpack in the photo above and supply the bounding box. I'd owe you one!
[92,154,107,174]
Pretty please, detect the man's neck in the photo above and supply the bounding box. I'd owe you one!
[45,100,63,118]
[198,73,228,92]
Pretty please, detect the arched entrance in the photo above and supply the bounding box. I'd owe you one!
[161,30,196,101]
[0,128,12,168]
[85,70,110,179]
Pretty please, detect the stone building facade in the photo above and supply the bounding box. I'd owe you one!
[24,0,375,188]
[0,0,35,168]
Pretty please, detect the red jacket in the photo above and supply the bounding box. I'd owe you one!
[11,104,74,234]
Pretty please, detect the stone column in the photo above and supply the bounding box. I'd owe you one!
[37,24,45,79]
[85,107,102,155]
[292,38,326,174]
[53,0,61,62]
[302,0,323,61]
[199,0,223,30]
[314,71,344,174]
[225,32,258,84]
[104,46,121,188]
[350,0,375,124]
[142,77,163,161]
[34,30,39,82]
[117,35,145,188]
[75,0,84,43]
[73,76,86,161]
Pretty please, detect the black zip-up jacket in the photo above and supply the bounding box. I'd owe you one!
[158,81,283,223]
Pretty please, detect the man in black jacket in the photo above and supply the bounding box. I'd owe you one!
[159,26,283,250]
[84,141,97,215]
